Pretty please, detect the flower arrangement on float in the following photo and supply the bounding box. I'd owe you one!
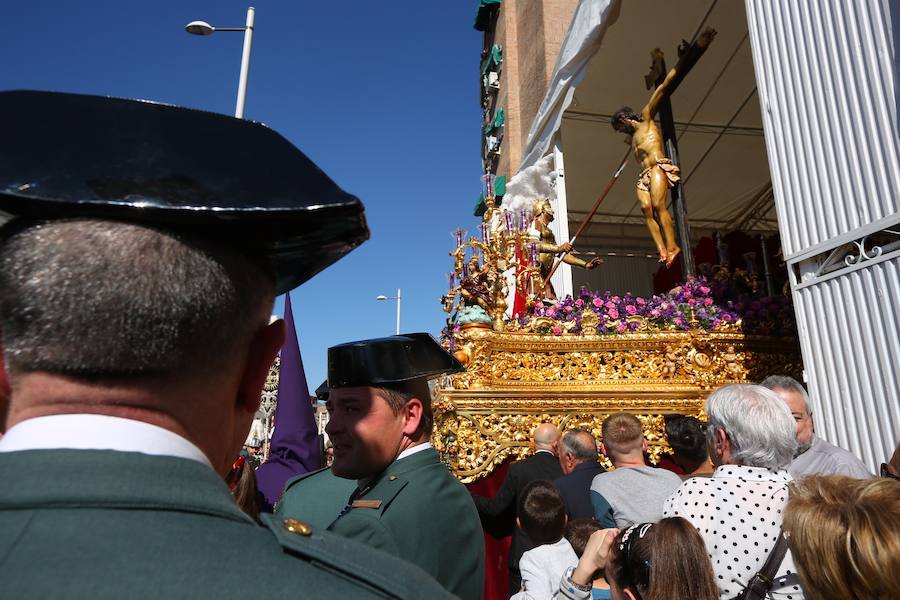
[501,276,795,337]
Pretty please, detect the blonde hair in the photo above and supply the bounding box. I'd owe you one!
[784,475,900,600]
[601,412,643,456]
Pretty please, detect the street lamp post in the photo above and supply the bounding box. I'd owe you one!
[185,6,256,119]
[376,288,402,335]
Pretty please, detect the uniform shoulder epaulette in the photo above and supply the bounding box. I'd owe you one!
[260,513,455,600]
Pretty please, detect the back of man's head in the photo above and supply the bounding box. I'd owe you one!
[518,480,566,546]
[0,219,274,380]
[601,413,644,461]
[533,422,561,452]
[705,384,797,470]
[560,429,599,465]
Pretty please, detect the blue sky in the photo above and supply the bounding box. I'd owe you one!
[2,1,485,391]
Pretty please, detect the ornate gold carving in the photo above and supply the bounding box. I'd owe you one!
[433,328,801,481]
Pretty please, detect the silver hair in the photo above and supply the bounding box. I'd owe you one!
[760,374,811,415]
[560,428,598,462]
[705,384,798,469]
[0,219,274,378]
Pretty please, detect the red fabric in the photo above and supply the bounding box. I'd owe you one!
[513,245,528,318]
[467,457,515,600]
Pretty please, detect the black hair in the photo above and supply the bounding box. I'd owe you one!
[611,107,642,131]
[518,480,566,545]
[665,416,708,463]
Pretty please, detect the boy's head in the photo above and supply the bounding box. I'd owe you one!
[517,480,567,545]
[564,517,603,557]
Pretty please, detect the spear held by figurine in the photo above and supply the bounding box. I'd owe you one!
[542,148,630,285]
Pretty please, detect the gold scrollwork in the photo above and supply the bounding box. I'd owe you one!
[433,327,801,481]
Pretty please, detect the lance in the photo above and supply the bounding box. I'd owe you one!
[543,147,631,285]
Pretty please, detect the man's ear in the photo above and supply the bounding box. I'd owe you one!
[600,443,609,458]
[236,319,285,413]
[401,396,424,437]
[623,588,638,600]
[713,427,730,459]
[642,438,649,453]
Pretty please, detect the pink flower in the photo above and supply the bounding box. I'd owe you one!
[616,323,627,333]
[552,326,563,336]
[592,298,603,308]
[575,299,584,308]
[700,286,711,295]
[704,297,714,306]
[611,295,621,303]
[625,304,637,315]
[605,301,616,310]
[636,297,647,306]
[650,308,661,318]
[608,308,619,319]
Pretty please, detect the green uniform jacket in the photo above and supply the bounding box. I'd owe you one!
[0,449,457,600]
[279,447,485,600]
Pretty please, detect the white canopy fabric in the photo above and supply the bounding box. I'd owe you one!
[519,0,622,172]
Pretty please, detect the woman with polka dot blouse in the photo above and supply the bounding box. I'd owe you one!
[663,385,806,599]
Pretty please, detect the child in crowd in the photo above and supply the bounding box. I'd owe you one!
[559,517,718,600]
[563,518,611,599]
[512,481,577,599]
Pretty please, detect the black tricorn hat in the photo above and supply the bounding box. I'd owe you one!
[328,333,464,389]
[314,380,330,402]
[0,90,369,294]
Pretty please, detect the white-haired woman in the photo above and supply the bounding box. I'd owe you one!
[662,384,806,600]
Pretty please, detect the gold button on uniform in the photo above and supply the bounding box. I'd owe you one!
[283,518,312,536]
[388,475,397,481]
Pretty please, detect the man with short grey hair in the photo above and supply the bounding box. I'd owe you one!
[664,385,805,599]
[553,429,605,519]
[0,90,452,599]
[761,375,871,479]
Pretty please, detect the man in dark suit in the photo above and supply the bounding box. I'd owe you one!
[472,422,562,596]
[0,91,452,600]
[553,428,606,519]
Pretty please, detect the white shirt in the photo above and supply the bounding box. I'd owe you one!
[512,538,578,600]
[663,465,805,599]
[0,414,212,467]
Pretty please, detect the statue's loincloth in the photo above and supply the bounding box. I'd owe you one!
[637,158,681,192]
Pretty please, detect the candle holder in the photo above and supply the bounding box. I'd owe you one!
[444,179,544,335]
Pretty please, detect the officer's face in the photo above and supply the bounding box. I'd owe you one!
[325,387,407,479]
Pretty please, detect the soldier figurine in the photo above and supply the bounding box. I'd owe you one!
[530,198,602,298]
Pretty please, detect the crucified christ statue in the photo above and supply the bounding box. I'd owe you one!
[611,27,716,267]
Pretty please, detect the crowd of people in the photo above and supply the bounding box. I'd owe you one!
[0,91,897,600]
[474,384,899,600]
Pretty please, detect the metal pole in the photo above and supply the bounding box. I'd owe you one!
[234,7,255,118]
[396,288,401,335]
